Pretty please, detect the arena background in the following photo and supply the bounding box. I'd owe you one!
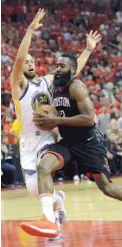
[1,0,122,184]
[1,1,122,247]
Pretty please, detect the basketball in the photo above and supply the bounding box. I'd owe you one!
[33,104,58,130]
[34,104,58,117]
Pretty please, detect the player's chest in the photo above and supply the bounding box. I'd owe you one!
[29,85,50,111]
[52,92,76,117]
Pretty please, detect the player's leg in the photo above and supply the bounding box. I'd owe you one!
[20,152,39,197]
[56,190,66,223]
[24,171,65,240]
[23,155,66,224]
[23,154,60,196]
[68,127,122,201]
[21,144,71,237]
[25,172,39,197]
[37,153,60,195]
[81,145,122,201]
[87,133,122,201]
[21,153,60,237]
[37,152,61,223]
[25,171,66,222]
[37,153,66,240]
[94,173,122,201]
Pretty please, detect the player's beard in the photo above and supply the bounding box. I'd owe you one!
[23,71,36,80]
[53,69,72,87]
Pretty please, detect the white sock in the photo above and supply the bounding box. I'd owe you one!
[54,211,60,231]
[52,188,57,203]
[40,194,55,223]
[52,189,59,221]
[56,193,65,211]
[54,210,59,220]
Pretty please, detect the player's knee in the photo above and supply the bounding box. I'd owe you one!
[100,185,113,197]
[37,159,51,176]
[25,175,39,198]
[37,153,60,176]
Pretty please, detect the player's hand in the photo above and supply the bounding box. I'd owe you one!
[33,114,57,130]
[28,9,45,32]
[86,30,102,51]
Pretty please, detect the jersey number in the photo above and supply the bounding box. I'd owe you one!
[39,95,48,103]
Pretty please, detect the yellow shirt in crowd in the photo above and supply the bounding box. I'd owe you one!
[11,119,20,142]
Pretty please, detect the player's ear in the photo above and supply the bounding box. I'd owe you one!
[71,66,76,75]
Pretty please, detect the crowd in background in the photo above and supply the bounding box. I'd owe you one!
[1,0,122,186]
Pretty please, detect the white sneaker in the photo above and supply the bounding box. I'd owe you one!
[73,175,80,181]
[47,232,62,241]
[80,174,89,180]
[57,191,66,224]
[47,217,62,241]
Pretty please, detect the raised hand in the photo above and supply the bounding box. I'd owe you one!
[28,9,45,32]
[86,30,102,51]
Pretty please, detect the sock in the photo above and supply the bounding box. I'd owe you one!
[52,189,61,231]
[54,211,60,231]
[52,188,57,203]
[40,194,55,223]
[56,193,65,211]
[54,210,59,220]
[52,189,59,219]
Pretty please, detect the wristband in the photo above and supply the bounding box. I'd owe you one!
[86,47,92,52]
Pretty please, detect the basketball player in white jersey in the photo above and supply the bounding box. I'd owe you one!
[10,9,101,238]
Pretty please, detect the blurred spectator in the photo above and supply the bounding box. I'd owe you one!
[97,106,111,136]
[116,128,122,148]
[108,118,119,135]
[10,119,20,143]
[117,117,122,129]
[2,110,16,144]
[1,134,17,188]
[105,132,122,175]
[1,0,122,179]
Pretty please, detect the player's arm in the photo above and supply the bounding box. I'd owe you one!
[34,81,94,129]
[44,74,54,94]
[10,28,34,86]
[43,30,101,84]
[76,30,101,75]
[56,81,94,127]
[10,9,45,86]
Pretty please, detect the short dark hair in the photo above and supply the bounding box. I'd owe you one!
[61,53,78,73]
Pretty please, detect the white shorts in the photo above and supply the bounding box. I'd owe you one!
[19,131,62,197]
[19,131,57,197]
[20,131,56,176]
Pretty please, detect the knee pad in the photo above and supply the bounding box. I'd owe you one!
[25,173,39,198]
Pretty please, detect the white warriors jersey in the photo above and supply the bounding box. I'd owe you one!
[14,77,56,155]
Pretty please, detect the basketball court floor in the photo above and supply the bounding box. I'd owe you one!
[1,177,122,247]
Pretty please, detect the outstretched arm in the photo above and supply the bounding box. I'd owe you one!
[44,31,102,87]
[76,30,101,75]
[10,9,45,85]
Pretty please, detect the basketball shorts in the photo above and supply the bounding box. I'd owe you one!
[45,127,111,181]
[19,131,57,177]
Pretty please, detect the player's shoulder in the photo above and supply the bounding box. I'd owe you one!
[44,74,54,84]
[70,77,88,94]
[43,74,54,91]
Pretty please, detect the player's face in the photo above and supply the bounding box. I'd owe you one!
[23,54,36,79]
[54,57,74,87]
